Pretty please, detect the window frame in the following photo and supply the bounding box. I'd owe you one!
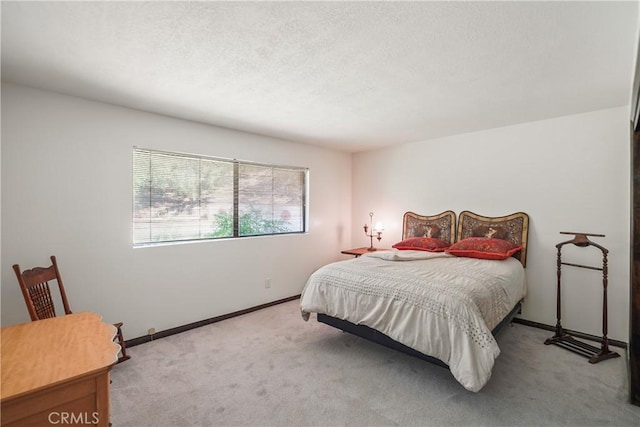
[133,147,308,247]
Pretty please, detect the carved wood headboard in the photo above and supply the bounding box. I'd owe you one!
[402,211,457,244]
[457,211,530,267]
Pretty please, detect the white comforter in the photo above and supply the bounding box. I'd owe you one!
[300,250,526,392]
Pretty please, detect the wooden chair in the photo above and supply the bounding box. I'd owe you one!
[12,255,130,363]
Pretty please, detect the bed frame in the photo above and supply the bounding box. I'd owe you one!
[318,302,522,368]
[317,210,530,369]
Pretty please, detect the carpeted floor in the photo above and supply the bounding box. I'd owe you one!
[110,300,640,426]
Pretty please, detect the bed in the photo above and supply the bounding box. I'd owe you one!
[300,210,530,392]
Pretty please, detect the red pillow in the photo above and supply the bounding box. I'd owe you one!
[446,237,522,260]
[392,237,451,252]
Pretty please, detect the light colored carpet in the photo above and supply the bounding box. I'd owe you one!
[110,300,640,426]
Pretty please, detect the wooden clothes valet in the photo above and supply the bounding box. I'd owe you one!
[544,232,620,363]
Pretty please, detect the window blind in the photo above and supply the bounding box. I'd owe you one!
[133,148,307,245]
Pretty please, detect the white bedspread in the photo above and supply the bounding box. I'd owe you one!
[300,250,526,392]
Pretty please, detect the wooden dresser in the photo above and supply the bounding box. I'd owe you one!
[1,312,121,427]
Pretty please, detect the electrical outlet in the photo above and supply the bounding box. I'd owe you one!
[265,278,271,289]
[148,328,156,335]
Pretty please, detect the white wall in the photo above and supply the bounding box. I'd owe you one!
[1,82,352,338]
[2,82,631,343]
[352,107,631,341]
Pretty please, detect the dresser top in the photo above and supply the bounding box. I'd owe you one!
[1,312,120,401]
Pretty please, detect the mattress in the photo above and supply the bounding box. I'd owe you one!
[300,250,526,391]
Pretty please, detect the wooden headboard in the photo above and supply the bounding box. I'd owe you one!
[457,211,530,267]
[402,211,456,244]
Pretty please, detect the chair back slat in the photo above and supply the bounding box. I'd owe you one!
[29,282,57,319]
[20,266,58,287]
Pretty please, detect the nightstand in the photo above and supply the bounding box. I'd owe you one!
[341,247,389,257]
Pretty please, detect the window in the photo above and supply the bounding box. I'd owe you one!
[133,148,307,246]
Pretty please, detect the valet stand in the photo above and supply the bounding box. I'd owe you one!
[544,232,619,364]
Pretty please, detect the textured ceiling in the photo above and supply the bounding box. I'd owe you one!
[1,1,639,152]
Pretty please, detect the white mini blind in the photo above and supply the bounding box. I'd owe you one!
[133,148,307,245]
